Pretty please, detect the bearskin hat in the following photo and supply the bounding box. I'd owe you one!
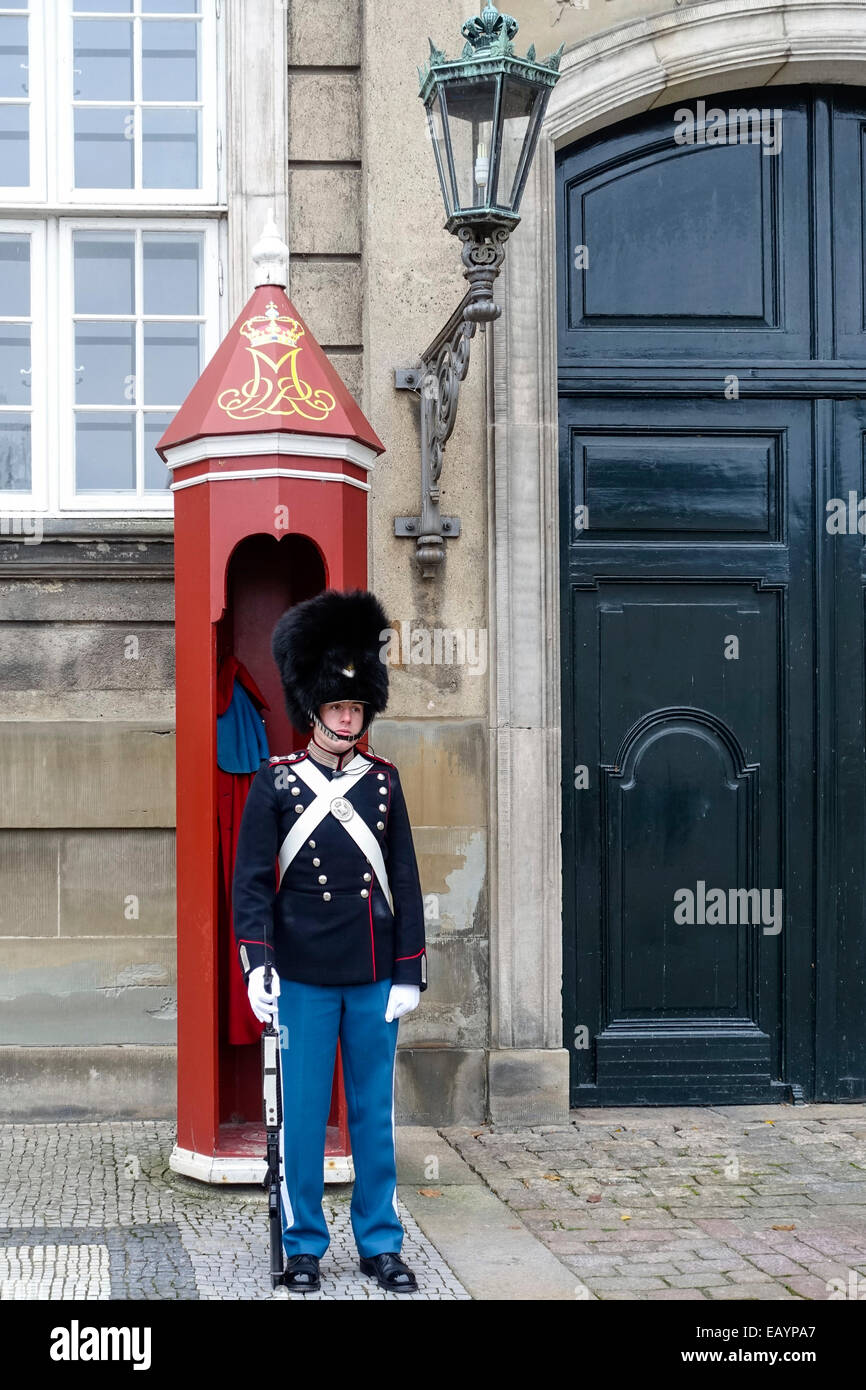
[271,588,390,732]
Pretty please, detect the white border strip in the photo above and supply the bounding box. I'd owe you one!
[169,1144,355,1186]
[162,432,379,471]
[169,467,370,493]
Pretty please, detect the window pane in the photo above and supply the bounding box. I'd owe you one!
[74,107,134,187]
[0,16,28,99]
[441,78,497,213]
[495,77,540,210]
[0,105,28,186]
[74,234,134,315]
[74,1,133,11]
[0,413,30,490]
[144,411,172,490]
[0,235,29,316]
[75,413,135,491]
[142,107,198,188]
[73,20,133,100]
[142,0,200,12]
[142,20,198,101]
[427,92,452,218]
[0,323,29,404]
[143,235,200,315]
[143,322,199,403]
[75,323,135,405]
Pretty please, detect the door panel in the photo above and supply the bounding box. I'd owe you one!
[832,99,866,360]
[561,396,813,1103]
[826,400,866,1096]
[558,90,810,363]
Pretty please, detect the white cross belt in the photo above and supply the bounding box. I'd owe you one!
[275,755,394,914]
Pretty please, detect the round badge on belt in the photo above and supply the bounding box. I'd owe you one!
[329,797,354,822]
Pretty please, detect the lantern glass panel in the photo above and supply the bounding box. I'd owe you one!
[495,75,543,212]
[441,77,498,212]
[426,90,452,218]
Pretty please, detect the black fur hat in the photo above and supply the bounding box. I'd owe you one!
[271,588,390,733]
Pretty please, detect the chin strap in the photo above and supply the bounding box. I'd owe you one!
[310,710,372,745]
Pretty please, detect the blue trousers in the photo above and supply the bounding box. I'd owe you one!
[276,976,403,1259]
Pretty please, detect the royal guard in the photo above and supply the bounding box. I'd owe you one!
[232,588,427,1293]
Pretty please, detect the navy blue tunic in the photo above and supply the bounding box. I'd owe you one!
[232,747,427,990]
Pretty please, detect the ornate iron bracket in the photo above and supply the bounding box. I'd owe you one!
[395,222,510,578]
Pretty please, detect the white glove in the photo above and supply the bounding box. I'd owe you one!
[385,983,420,1022]
[248,965,280,1024]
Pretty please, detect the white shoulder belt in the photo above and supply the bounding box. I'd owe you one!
[274,755,394,915]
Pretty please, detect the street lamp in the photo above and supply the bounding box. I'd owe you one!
[395,3,562,577]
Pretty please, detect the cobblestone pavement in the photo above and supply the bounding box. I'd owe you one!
[440,1104,866,1300]
[0,1122,469,1300]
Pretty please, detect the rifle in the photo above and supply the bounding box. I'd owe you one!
[261,952,284,1288]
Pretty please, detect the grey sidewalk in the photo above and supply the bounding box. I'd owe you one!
[2,1104,866,1300]
[442,1103,866,1300]
[0,1121,470,1300]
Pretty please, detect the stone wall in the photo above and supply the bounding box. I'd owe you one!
[0,529,177,1117]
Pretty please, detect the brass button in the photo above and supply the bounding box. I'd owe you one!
[376,821,384,830]
[312,857,321,867]
[363,872,371,882]
[318,874,327,885]
[308,840,316,848]
[360,889,369,898]
[378,803,386,812]
[323,891,331,902]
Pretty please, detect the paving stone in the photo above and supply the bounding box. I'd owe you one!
[581,1275,669,1291]
[665,1271,735,1288]
[785,1274,837,1299]
[706,1283,800,1300]
[722,1266,774,1283]
[0,1122,468,1302]
[646,1287,709,1299]
[539,1233,597,1254]
[747,1252,809,1275]
[672,1258,750,1274]
[7,1103,866,1302]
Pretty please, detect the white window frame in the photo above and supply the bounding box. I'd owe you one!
[0,0,219,208]
[0,0,225,517]
[0,217,47,512]
[56,215,221,514]
[0,1,46,202]
[59,0,219,207]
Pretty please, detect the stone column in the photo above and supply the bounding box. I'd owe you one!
[487,119,570,1124]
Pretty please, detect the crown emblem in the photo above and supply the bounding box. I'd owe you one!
[240,301,304,349]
